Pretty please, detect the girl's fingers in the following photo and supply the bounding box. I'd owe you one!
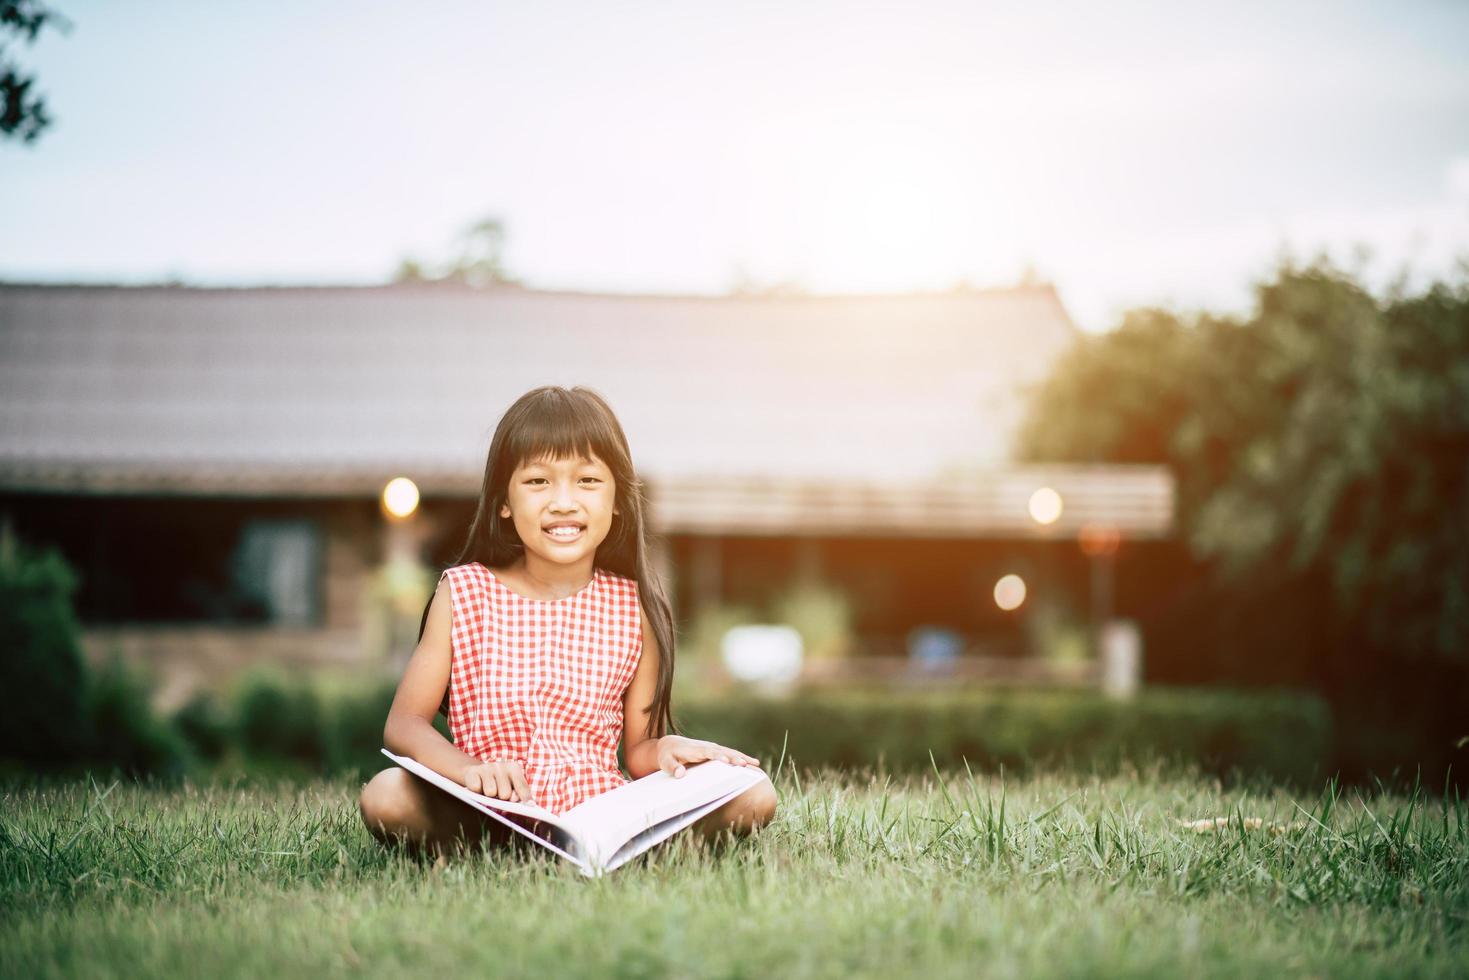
[703,741,757,765]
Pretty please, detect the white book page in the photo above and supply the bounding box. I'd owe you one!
[601,782,761,874]
[379,749,591,869]
[381,750,768,875]
[559,761,768,868]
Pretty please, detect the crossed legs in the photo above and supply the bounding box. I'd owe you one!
[359,767,779,858]
[688,774,779,844]
[359,767,519,858]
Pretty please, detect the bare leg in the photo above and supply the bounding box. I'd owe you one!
[688,775,778,846]
[359,767,521,859]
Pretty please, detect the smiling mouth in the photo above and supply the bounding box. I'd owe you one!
[543,525,586,542]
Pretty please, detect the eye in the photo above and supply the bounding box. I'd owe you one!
[580,477,602,484]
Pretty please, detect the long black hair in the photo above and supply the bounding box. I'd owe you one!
[418,385,680,741]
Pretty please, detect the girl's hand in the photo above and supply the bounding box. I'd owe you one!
[461,759,533,803]
[657,735,760,778]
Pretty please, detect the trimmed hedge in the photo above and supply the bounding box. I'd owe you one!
[671,687,1334,789]
[1,533,93,767]
[178,673,1332,789]
[0,534,188,779]
[183,670,444,780]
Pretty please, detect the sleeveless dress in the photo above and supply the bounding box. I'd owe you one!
[438,562,644,815]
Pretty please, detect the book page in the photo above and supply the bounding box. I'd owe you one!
[559,760,768,867]
[379,749,590,868]
[601,782,760,874]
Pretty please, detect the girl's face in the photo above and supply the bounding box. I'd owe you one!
[500,452,618,566]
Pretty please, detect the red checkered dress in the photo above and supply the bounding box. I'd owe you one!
[439,562,644,815]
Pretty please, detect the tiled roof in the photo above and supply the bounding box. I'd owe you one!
[653,465,1173,538]
[0,282,1082,495]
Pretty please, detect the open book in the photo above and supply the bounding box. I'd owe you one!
[381,748,768,877]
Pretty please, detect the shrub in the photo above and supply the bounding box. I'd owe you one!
[82,653,188,778]
[172,691,232,762]
[771,579,856,660]
[0,529,91,767]
[318,677,398,776]
[673,686,1334,789]
[233,668,328,767]
[0,530,186,777]
[178,671,1335,788]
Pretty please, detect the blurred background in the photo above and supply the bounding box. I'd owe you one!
[1,0,1465,789]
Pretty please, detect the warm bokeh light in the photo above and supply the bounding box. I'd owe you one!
[1078,524,1122,557]
[381,477,420,519]
[1028,487,1064,525]
[993,574,1027,611]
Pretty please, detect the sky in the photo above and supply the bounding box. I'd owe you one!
[3,0,1467,331]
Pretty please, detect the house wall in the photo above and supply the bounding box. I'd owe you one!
[6,491,1197,708]
[0,493,390,708]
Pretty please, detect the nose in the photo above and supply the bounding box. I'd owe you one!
[550,479,578,511]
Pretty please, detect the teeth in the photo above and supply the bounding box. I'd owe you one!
[547,526,582,538]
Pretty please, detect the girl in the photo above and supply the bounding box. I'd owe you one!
[359,385,777,857]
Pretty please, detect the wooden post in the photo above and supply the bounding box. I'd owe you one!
[1100,619,1142,699]
[691,535,722,614]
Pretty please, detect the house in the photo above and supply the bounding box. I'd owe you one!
[0,282,1171,702]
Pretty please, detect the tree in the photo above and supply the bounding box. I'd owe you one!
[392,215,521,287]
[1182,266,1469,664]
[447,217,513,287]
[1,0,67,144]
[1017,256,1469,776]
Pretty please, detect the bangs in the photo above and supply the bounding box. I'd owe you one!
[504,391,622,471]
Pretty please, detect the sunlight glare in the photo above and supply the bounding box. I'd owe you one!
[1029,487,1063,525]
[994,574,1027,611]
[382,477,421,519]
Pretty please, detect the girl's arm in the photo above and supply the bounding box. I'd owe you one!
[621,606,664,779]
[382,578,486,784]
[622,606,760,779]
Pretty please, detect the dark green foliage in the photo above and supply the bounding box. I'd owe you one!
[676,687,1334,789]
[1017,258,1469,779]
[0,528,188,776]
[171,691,231,762]
[0,0,66,143]
[195,681,1333,787]
[1019,259,1469,661]
[194,677,1334,788]
[217,671,408,778]
[0,519,1402,789]
[0,530,90,765]
[234,669,330,767]
[80,654,188,778]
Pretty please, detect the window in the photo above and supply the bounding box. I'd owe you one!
[232,519,323,626]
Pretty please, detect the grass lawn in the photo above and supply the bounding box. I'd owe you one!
[2,761,1465,979]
